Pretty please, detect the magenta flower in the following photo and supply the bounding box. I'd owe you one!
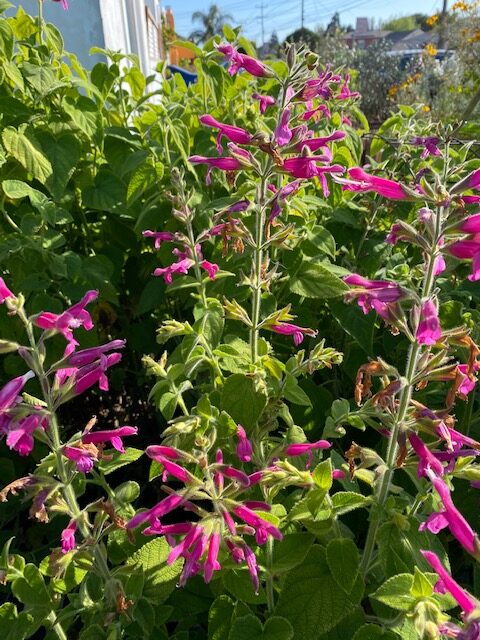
[0,371,34,411]
[408,432,444,478]
[153,258,194,284]
[204,532,221,583]
[233,505,282,541]
[332,469,346,480]
[269,180,302,221]
[458,213,480,234]
[244,544,260,593]
[452,168,480,194]
[412,136,441,159]
[200,260,219,280]
[189,155,243,185]
[337,74,360,100]
[449,237,480,281]
[216,43,274,78]
[146,445,183,460]
[274,105,293,147]
[236,425,253,463]
[199,115,252,153]
[61,520,77,554]
[269,322,318,346]
[127,493,185,530]
[0,278,14,304]
[67,340,126,367]
[252,92,275,113]
[299,131,346,153]
[73,352,122,395]
[82,426,137,453]
[35,290,98,355]
[282,158,343,180]
[420,476,478,556]
[142,230,175,249]
[285,440,332,456]
[5,414,45,456]
[63,445,96,473]
[343,274,405,315]
[416,300,442,346]
[421,550,476,615]
[343,168,410,200]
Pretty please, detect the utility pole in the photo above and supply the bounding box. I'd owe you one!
[438,0,448,49]
[301,0,304,30]
[256,3,265,46]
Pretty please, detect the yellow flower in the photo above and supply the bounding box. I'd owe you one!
[424,43,438,56]
[426,14,439,25]
[422,105,431,112]
[452,0,469,10]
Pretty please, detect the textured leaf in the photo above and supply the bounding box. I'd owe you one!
[208,595,235,640]
[220,374,267,430]
[2,127,52,184]
[126,538,182,604]
[0,18,14,59]
[36,132,81,199]
[290,261,348,299]
[326,538,360,594]
[371,574,415,611]
[353,624,399,640]
[229,615,294,640]
[97,447,143,475]
[330,301,375,354]
[331,491,371,515]
[270,533,315,573]
[275,546,364,639]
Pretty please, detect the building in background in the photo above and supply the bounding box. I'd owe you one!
[9,0,164,76]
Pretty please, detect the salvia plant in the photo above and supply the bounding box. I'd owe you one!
[1,16,480,640]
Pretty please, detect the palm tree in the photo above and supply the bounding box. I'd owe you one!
[189,4,233,45]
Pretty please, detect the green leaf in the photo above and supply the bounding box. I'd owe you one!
[228,615,294,640]
[290,261,348,299]
[275,547,364,639]
[326,538,360,594]
[82,168,125,212]
[353,624,399,640]
[11,563,51,607]
[115,481,140,504]
[97,447,143,475]
[410,567,433,598]
[2,127,53,184]
[0,1,13,13]
[36,132,81,200]
[126,538,182,604]
[0,603,33,640]
[126,163,158,206]
[22,63,64,96]
[283,373,312,406]
[303,225,336,260]
[223,568,267,605]
[371,574,415,611]
[220,374,267,430]
[45,22,64,55]
[0,18,14,59]
[312,459,333,491]
[329,301,375,354]
[270,533,315,573]
[208,595,235,640]
[331,492,371,515]
[63,98,100,138]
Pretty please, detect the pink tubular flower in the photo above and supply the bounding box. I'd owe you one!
[337,74,360,100]
[200,260,219,280]
[67,340,126,367]
[420,476,478,556]
[421,550,476,615]
[61,520,77,554]
[269,180,302,221]
[283,157,343,180]
[0,371,34,411]
[449,237,480,281]
[458,213,480,234]
[127,493,185,530]
[236,425,253,463]
[269,322,318,346]
[416,300,442,346]
[34,290,98,355]
[216,43,274,78]
[274,105,293,147]
[285,439,331,456]
[199,115,252,153]
[452,168,480,194]
[332,469,346,480]
[299,131,346,153]
[63,445,96,473]
[233,505,283,541]
[204,532,221,583]
[412,136,441,159]
[5,414,45,456]
[252,92,275,113]
[188,155,243,185]
[153,258,194,284]
[343,168,410,200]
[82,426,137,453]
[146,445,183,460]
[73,352,122,395]
[343,274,405,315]
[408,432,444,478]
[0,277,14,304]
[244,544,260,594]
[142,230,175,249]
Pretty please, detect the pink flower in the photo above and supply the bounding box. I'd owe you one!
[337,74,360,100]
[269,180,302,221]
[416,300,442,346]
[63,445,96,473]
[61,520,77,554]
[233,505,283,541]
[449,237,480,281]
[199,115,252,153]
[146,445,183,460]
[142,231,175,249]
[452,168,480,194]
[285,440,332,456]
[127,493,185,530]
[408,432,444,478]
[0,278,14,304]
[216,43,273,78]
[420,476,478,556]
[82,426,137,453]
[153,258,194,284]
[458,213,480,234]
[343,168,410,200]
[244,544,259,594]
[236,425,253,462]
[270,322,318,346]
[343,274,405,315]
[252,92,275,113]
[73,352,122,395]
[204,532,221,583]
[34,291,98,355]
[433,254,446,275]
[200,260,219,280]
[282,157,343,180]
[332,469,346,480]
[67,340,126,367]
[421,550,476,615]
[412,136,441,159]
[274,105,293,147]
[5,414,45,456]
[188,155,243,185]
[0,371,34,411]
[299,131,346,153]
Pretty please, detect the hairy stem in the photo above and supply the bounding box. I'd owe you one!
[250,179,267,363]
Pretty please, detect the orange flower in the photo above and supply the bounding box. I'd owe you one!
[426,14,439,25]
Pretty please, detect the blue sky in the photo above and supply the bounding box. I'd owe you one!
[167,0,451,43]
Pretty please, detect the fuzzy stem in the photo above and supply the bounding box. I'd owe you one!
[185,218,208,307]
[250,179,267,363]
[265,536,275,612]
[37,0,44,44]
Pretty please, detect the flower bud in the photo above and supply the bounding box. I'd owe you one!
[0,339,19,354]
